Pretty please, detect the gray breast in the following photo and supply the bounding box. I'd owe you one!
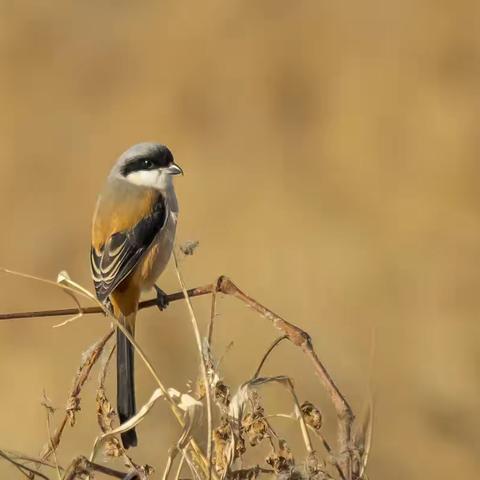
[139,186,178,290]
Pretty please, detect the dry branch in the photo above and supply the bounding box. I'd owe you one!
[0,449,52,480]
[62,455,138,479]
[40,329,114,461]
[214,277,355,477]
[0,286,214,321]
[1,275,359,479]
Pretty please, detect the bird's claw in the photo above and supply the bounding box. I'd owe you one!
[103,298,114,316]
[154,285,169,311]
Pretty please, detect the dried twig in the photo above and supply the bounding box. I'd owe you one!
[40,329,115,461]
[96,343,124,459]
[252,336,288,379]
[207,288,217,346]
[104,314,213,479]
[2,275,355,478]
[173,253,214,480]
[62,455,137,479]
[268,413,345,480]
[0,449,52,480]
[0,451,61,471]
[214,277,355,478]
[0,286,214,321]
[42,394,62,480]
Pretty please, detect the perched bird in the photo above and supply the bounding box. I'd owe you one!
[90,143,183,448]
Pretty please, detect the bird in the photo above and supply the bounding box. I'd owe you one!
[90,142,183,448]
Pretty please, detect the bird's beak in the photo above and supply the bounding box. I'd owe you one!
[166,163,184,176]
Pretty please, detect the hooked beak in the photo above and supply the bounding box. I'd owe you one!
[166,162,184,176]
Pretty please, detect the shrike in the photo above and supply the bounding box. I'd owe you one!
[90,142,183,448]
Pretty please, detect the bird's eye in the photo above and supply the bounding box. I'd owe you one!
[142,159,153,169]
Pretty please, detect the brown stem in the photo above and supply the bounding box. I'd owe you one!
[0,276,354,478]
[63,455,138,479]
[40,329,114,461]
[252,335,288,379]
[0,449,51,480]
[214,276,354,479]
[0,285,215,321]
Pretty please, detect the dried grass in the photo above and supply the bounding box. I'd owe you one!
[0,252,371,480]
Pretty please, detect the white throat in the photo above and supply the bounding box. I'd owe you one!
[125,169,172,191]
[123,169,179,214]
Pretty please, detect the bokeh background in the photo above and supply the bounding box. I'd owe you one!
[1,1,479,478]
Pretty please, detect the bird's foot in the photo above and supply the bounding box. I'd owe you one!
[154,285,169,311]
[103,298,114,316]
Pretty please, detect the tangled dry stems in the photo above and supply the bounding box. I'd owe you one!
[0,272,371,480]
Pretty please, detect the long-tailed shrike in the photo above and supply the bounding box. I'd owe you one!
[90,142,183,448]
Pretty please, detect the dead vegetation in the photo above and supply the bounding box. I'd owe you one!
[0,250,371,480]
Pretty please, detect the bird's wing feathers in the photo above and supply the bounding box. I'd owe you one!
[91,196,167,303]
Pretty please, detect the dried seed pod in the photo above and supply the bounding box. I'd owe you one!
[104,437,123,457]
[235,429,247,458]
[133,464,154,478]
[249,390,263,413]
[180,240,200,256]
[213,417,232,474]
[266,440,295,474]
[304,451,327,479]
[215,381,231,407]
[301,401,322,430]
[96,388,117,433]
[242,411,268,446]
[195,377,206,400]
[66,395,81,426]
[230,466,262,480]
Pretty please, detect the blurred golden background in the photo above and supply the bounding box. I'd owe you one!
[1,1,479,478]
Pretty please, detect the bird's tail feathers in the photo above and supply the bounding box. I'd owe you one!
[116,316,138,449]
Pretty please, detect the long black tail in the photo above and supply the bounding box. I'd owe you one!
[116,327,138,448]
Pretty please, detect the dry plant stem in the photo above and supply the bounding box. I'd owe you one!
[63,455,135,479]
[41,329,114,461]
[98,343,115,391]
[269,414,345,480]
[214,276,354,478]
[40,318,209,478]
[0,449,51,480]
[1,451,62,471]
[0,286,214,321]
[288,381,314,454]
[4,275,353,477]
[174,454,186,480]
[162,449,176,480]
[173,253,213,480]
[252,335,288,379]
[45,408,62,480]
[207,289,217,345]
[100,318,212,480]
[306,348,353,476]
[312,429,346,480]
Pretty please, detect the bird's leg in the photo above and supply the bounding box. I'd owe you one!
[104,298,114,316]
[154,285,169,311]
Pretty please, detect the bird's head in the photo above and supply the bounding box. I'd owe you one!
[113,142,183,191]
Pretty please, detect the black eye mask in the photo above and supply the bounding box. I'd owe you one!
[121,147,174,177]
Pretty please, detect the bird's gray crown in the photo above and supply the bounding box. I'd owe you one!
[111,142,174,178]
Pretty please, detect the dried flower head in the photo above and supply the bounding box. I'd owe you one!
[103,437,123,457]
[66,395,81,426]
[96,388,117,432]
[215,381,231,407]
[213,417,232,475]
[179,240,200,256]
[266,439,295,474]
[242,411,269,446]
[301,401,322,431]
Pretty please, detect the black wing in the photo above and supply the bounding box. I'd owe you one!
[91,197,167,303]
